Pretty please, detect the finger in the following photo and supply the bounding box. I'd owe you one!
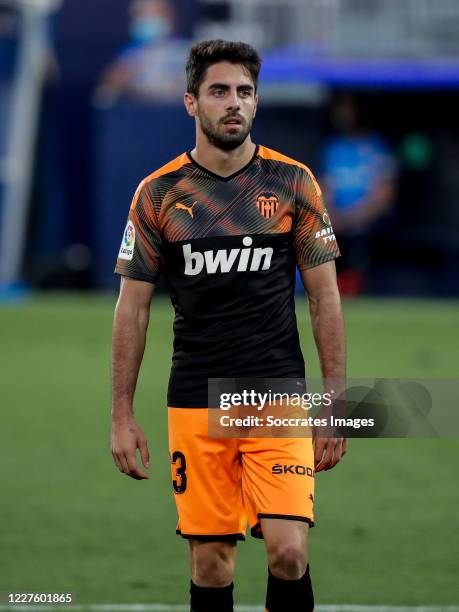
[117,453,130,475]
[125,451,149,480]
[112,450,123,473]
[314,438,326,469]
[139,438,150,469]
[315,442,329,472]
[328,437,348,470]
[318,439,337,472]
[328,439,343,470]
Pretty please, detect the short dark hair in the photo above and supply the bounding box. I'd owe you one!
[186,40,261,97]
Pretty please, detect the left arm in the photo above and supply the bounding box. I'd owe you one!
[293,164,347,471]
[300,261,347,472]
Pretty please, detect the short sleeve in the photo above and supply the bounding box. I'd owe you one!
[293,167,340,270]
[114,179,163,283]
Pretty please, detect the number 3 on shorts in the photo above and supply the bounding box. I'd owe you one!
[171,450,187,494]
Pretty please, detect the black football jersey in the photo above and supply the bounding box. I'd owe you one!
[115,145,340,407]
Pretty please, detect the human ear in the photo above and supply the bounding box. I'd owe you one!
[184,92,197,117]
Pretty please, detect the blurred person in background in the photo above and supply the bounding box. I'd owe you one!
[321,92,398,294]
[94,0,188,105]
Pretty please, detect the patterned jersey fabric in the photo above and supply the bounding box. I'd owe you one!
[115,145,340,407]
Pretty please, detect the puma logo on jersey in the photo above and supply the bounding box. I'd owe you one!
[176,201,197,218]
[183,236,273,276]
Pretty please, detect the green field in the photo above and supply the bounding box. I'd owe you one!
[0,294,458,608]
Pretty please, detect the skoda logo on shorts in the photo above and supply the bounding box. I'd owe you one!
[272,464,314,477]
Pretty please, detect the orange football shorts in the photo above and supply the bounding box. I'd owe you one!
[168,407,315,541]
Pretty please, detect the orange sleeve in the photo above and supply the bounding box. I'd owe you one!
[293,167,340,270]
[114,179,163,284]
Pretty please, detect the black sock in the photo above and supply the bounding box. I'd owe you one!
[190,580,234,612]
[265,565,314,612]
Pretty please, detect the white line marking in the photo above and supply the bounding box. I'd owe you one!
[0,605,458,612]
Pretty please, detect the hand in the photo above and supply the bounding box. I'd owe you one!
[313,434,347,473]
[111,418,150,480]
[312,388,348,472]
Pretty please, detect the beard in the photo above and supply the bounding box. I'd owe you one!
[198,110,253,151]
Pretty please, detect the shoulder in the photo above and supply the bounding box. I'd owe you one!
[140,152,190,187]
[132,152,190,208]
[258,145,322,197]
[258,144,307,169]
[257,145,317,181]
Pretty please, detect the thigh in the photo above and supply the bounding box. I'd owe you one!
[168,407,246,540]
[240,435,315,539]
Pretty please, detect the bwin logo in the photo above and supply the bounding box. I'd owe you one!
[183,236,273,276]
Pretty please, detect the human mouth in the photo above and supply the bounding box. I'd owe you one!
[222,116,243,125]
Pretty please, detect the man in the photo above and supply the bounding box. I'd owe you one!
[111,40,346,612]
[321,92,397,294]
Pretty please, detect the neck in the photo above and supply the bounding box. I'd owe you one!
[190,133,256,178]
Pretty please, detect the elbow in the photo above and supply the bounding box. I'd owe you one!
[114,300,150,331]
[308,285,341,307]
[307,288,342,321]
[307,294,319,320]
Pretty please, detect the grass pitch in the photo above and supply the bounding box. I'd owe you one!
[0,294,458,606]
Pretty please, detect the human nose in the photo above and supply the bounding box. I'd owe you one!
[225,90,240,111]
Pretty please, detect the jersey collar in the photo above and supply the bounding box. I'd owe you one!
[186,145,259,182]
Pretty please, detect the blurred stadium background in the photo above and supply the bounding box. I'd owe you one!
[0,0,458,609]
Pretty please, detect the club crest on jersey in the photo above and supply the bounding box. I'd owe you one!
[118,220,135,261]
[183,236,273,276]
[256,193,279,219]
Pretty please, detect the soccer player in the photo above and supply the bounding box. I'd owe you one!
[111,40,346,612]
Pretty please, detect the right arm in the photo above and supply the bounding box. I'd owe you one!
[111,276,155,480]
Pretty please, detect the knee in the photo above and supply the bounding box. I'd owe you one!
[268,542,308,580]
[190,541,236,587]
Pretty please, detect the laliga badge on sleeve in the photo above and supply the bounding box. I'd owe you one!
[118,220,136,261]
